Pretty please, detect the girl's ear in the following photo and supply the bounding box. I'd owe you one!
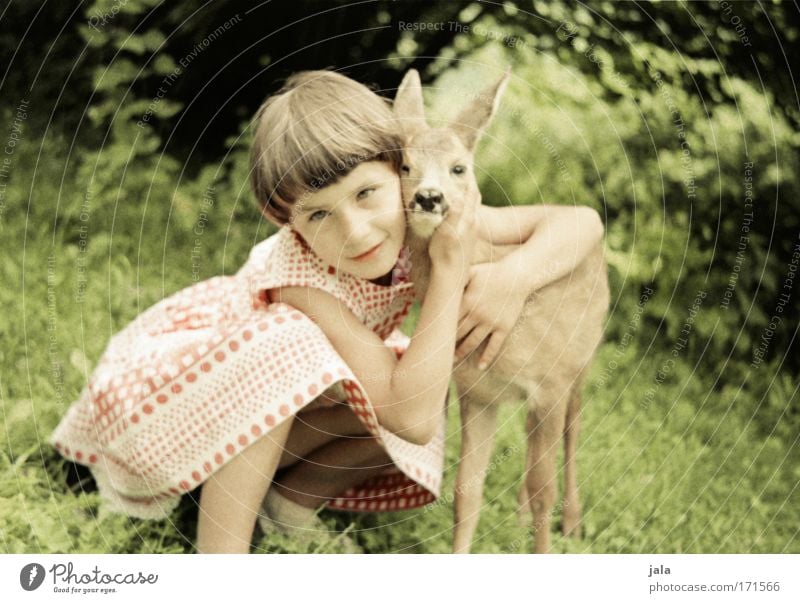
[450,67,511,152]
[393,69,427,140]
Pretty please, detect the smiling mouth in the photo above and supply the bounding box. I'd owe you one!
[351,242,383,261]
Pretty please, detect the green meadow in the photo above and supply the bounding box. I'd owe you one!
[2,3,798,553]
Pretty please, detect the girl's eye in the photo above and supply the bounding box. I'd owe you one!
[451,165,466,175]
[309,210,328,222]
[400,165,411,175]
[356,187,375,200]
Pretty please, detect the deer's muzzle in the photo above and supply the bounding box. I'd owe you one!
[411,188,448,215]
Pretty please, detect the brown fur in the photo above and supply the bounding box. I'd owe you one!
[394,69,610,553]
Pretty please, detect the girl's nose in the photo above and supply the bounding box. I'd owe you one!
[340,208,372,244]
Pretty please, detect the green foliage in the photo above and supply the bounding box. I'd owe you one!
[4,338,797,553]
[426,39,799,439]
[1,0,797,554]
[3,149,798,551]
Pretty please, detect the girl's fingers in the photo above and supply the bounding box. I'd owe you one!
[455,323,476,359]
[445,199,464,222]
[458,205,475,234]
[456,314,476,342]
[478,331,507,370]
[455,324,491,360]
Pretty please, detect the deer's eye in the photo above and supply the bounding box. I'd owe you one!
[451,165,466,175]
[400,165,411,175]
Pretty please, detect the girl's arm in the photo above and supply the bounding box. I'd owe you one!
[272,202,476,446]
[456,204,605,367]
[475,204,604,290]
[272,264,462,445]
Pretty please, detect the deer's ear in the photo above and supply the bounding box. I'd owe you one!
[450,67,511,151]
[393,69,427,139]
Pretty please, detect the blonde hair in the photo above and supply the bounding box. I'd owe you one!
[250,70,404,225]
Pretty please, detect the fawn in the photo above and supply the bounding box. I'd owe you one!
[393,69,610,553]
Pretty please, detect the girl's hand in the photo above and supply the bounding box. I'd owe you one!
[455,260,528,370]
[428,199,478,280]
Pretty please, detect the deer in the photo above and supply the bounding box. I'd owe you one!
[392,68,610,553]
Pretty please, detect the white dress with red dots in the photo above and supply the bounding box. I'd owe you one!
[49,225,445,519]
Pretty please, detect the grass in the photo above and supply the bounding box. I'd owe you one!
[338,340,800,554]
[2,293,798,553]
[1,129,798,554]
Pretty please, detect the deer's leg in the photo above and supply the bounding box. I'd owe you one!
[562,383,582,538]
[523,384,568,554]
[453,398,498,554]
[516,479,532,525]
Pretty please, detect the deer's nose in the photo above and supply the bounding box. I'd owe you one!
[412,189,445,213]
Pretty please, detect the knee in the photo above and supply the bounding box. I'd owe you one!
[395,422,437,446]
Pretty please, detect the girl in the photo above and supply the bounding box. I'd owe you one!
[50,69,604,554]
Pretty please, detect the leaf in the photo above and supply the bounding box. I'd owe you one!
[28,512,74,553]
[92,59,140,92]
[118,30,166,55]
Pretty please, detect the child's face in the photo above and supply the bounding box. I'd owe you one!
[289,161,406,281]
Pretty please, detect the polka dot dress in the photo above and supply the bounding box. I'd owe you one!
[49,226,444,519]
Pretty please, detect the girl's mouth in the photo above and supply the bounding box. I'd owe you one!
[351,242,383,262]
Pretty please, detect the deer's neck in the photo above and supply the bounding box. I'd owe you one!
[407,233,433,300]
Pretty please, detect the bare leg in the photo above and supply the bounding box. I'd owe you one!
[277,405,369,470]
[453,399,498,554]
[196,417,293,554]
[275,437,392,509]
